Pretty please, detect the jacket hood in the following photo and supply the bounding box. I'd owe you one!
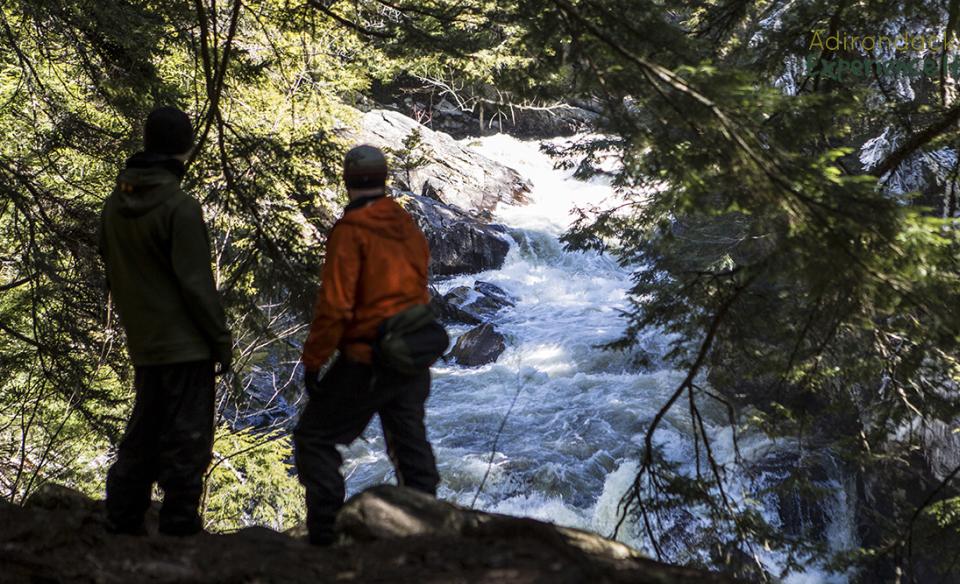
[338,196,420,241]
[112,152,184,218]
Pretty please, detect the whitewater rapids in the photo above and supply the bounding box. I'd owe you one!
[338,133,855,583]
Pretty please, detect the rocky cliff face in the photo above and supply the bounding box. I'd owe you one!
[0,484,734,584]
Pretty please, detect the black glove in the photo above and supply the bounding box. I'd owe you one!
[214,342,233,377]
[304,368,322,395]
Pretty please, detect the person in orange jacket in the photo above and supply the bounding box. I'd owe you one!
[295,145,440,546]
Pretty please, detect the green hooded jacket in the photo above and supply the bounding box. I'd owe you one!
[98,155,231,367]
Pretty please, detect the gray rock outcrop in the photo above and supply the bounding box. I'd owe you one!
[348,109,532,213]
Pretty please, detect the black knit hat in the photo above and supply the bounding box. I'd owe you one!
[144,106,194,155]
[343,145,388,189]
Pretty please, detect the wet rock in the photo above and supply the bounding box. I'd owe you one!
[449,323,506,366]
[473,281,517,307]
[400,193,512,276]
[429,286,482,325]
[441,281,516,320]
[460,293,507,318]
[348,109,531,214]
[442,285,475,306]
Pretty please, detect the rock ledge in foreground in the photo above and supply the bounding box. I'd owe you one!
[0,483,736,583]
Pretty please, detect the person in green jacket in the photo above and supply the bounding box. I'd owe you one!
[98,106,232,536]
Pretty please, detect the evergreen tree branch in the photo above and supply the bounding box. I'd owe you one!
[306,0,392,38]
[871,104,960,179]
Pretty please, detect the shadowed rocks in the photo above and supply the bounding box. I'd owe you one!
[442,281,517,322]
[0,483,736,584]
[429,285,483,325]
[400,193,513,277]
[472,281,517,308]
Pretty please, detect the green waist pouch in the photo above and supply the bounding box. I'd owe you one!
[373,304,450,375]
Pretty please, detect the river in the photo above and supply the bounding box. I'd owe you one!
[338,133,855,583]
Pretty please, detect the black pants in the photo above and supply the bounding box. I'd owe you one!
[294,357,439,543]
[105,360,215,535]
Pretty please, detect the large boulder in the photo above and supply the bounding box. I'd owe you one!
[449,323,507,367]
[339,486,639,557]
[337,485,473,541]
[349,109,532,214]
[400,193,513,276]
[337,486,734,582]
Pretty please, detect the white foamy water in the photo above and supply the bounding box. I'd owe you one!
[339,134,855,582]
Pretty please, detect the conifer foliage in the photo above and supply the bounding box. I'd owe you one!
[2,1,960,581]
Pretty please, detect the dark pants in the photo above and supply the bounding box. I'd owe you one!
[105,360,215,535]
[294,357,439,544]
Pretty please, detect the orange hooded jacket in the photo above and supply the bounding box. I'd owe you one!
[301,196,430,371]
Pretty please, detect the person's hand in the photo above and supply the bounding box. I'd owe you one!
[304,368,322,395]
[215,342,233,377]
